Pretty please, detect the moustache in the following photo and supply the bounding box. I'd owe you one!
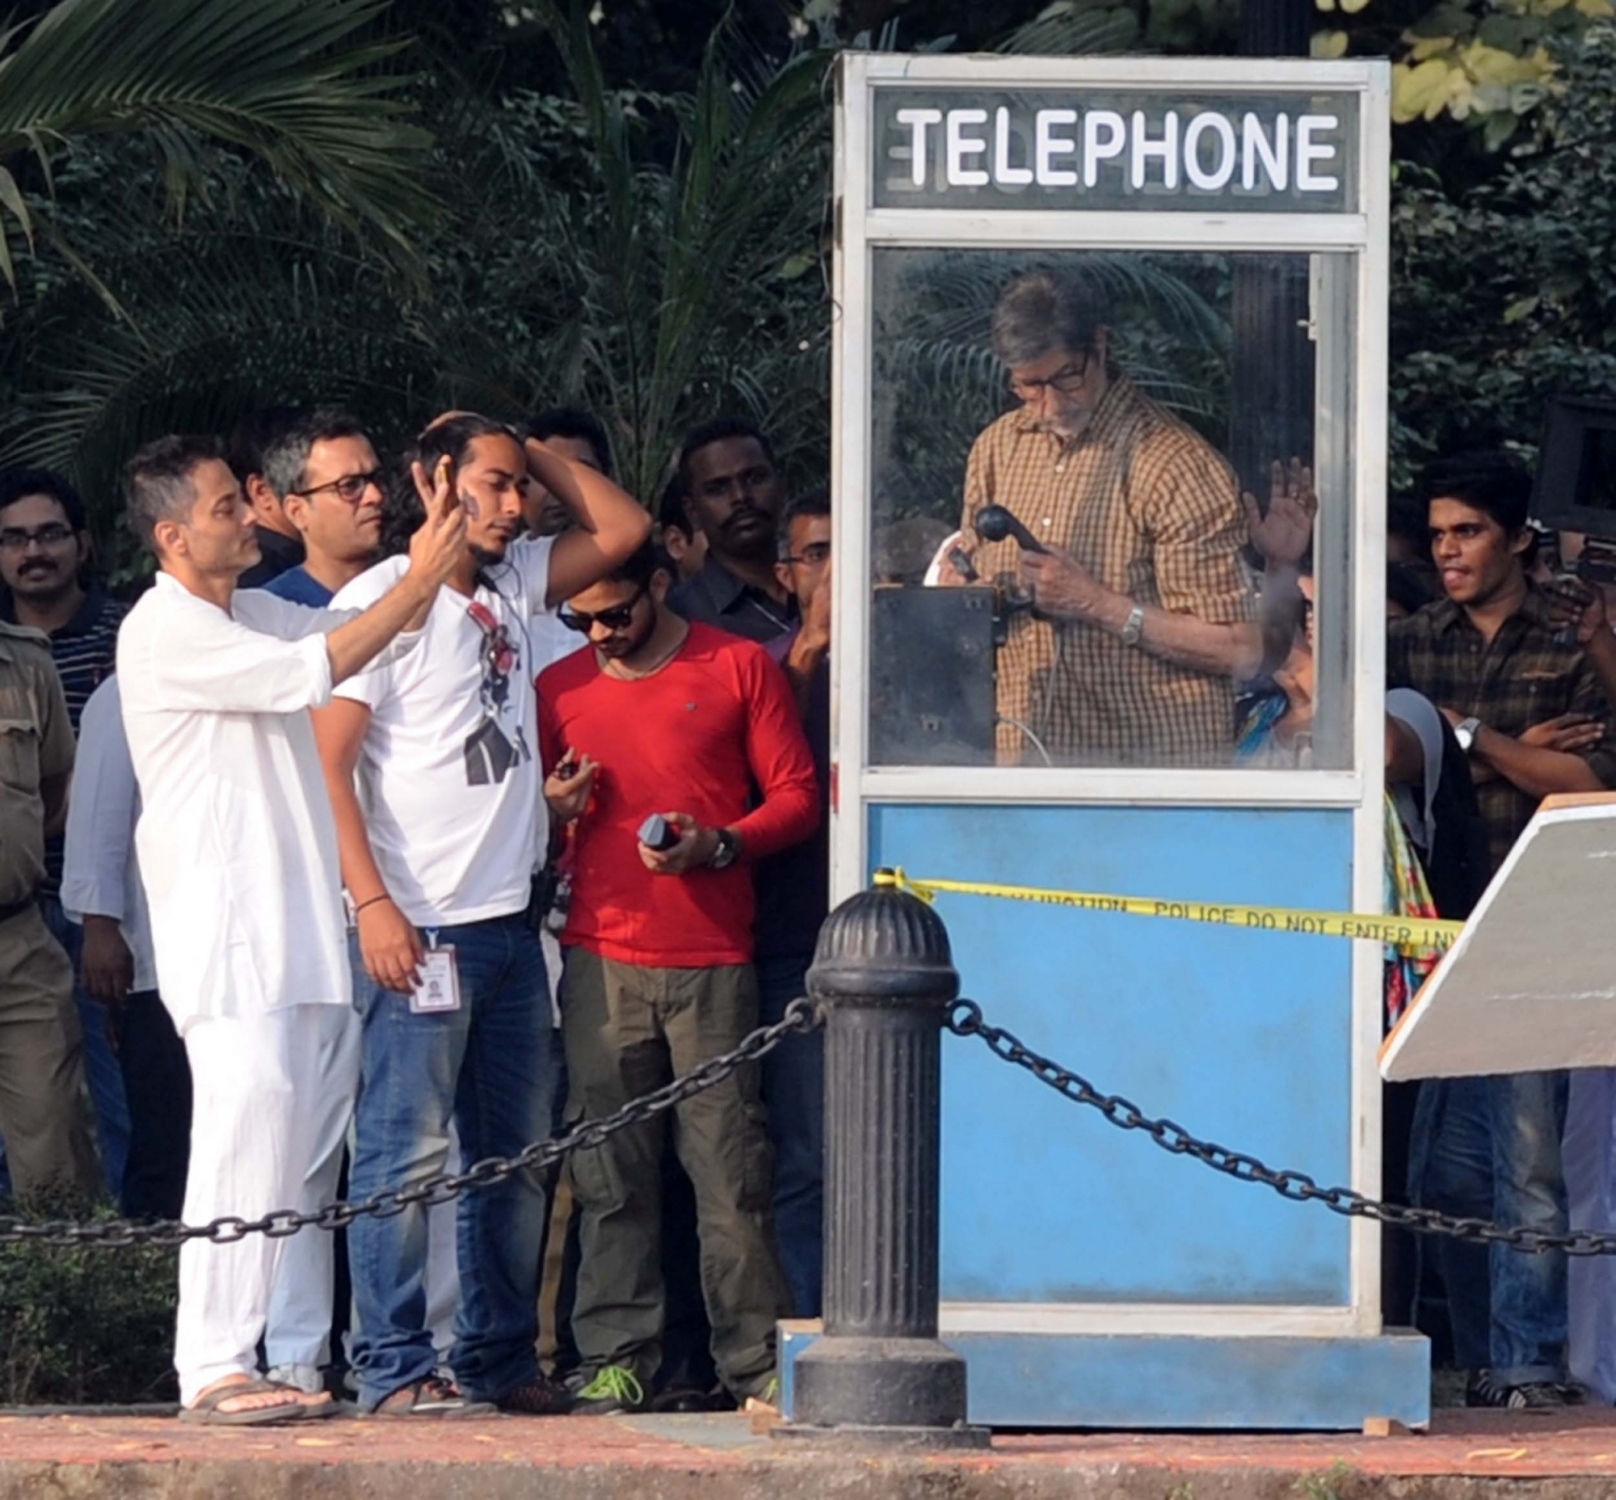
[722,505,768,532]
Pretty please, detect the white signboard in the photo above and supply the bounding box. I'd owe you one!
[1381,793,1616,1081]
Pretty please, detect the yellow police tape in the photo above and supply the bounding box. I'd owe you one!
[871,868,1465,952]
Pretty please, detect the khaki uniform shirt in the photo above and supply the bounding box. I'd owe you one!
[0,622,75,906]
[961,378,1255,766]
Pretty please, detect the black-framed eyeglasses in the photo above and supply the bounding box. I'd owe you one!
[292,470,385,504]
[782,542,831,567]
[560,584,649,633]
[0,523,75,552]
[1007,352,1091,399]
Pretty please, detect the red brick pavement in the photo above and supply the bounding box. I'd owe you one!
[0,1406,1615,1481]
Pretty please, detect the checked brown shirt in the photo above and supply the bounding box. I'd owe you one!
[1388,590,1616,876]
[960,377,1254,766]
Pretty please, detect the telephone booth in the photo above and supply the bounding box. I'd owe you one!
[790,53,1426,1430]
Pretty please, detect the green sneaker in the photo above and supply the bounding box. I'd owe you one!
[742,1374,780,1409]
[571,1366,647,1417]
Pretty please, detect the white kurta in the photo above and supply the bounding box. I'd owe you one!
[118,574,400,1028]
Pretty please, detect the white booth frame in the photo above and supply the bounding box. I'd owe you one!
[830,54,1394,1340]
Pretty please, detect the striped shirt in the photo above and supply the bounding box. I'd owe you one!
[2,586,127,895]
[960,377,1254,766]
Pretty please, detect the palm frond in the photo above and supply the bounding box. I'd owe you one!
[0,0,437,286]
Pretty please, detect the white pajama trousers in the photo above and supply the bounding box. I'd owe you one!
[263,1006,361,1385]
[174,1004,359,1406]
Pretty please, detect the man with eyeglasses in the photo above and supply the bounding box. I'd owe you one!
[752,491,831,1320]
[939,270,1271,767]
[259,411,388,609]
[538,539,814,1417]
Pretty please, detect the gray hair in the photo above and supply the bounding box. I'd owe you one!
[261,408,370,499]
[124,434,226,555]
[990,270,1102,370]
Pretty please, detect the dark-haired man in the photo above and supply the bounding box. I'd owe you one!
[941,269,1274,766]
[667,417,797,643]
[755,492,831,1317]
[260,410,387,609]
[1,464,132,1196]
[539,541,815,1416]
[230,407,308,590]
[658,475,708,585]
[524,408,613,537]
[117,433,466,1425]
[318,414,649,1418]
[1392,450,1616,1412]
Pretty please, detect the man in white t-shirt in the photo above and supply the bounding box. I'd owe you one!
[116,433,464,1426]
[317,413,649,1417]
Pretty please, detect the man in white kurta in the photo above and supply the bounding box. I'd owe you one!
[116,436,463,1423]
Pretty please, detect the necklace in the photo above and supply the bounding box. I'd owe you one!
[599,622,689,681]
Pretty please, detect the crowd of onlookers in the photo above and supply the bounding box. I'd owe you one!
[0,407,824,1421]
[3,270,1616,1421]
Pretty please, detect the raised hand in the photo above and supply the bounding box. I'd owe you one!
[407,456,467,588]
[1243,458,1318,568]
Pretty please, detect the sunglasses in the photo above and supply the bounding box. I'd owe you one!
[559,584,648,633]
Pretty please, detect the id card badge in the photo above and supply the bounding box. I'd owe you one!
[410,944,462,1014]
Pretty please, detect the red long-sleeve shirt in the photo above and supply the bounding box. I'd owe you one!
[538,621,820,967]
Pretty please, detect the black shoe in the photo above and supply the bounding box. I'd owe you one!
[498,1375,574,1415]
[571,1366,647,1416]
[1466,1371,1574,1410]
[650,1382,734,1414]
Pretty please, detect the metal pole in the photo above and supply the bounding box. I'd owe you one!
[782,876,987,1447]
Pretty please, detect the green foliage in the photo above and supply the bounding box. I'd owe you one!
[0,0,435,294]
[1293,1459,1358,1500]
[0,1195,176,1405]
[0,0,834,565]
[1388,24,1616,487]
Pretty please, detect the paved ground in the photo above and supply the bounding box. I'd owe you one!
[7,1408,1616,1498]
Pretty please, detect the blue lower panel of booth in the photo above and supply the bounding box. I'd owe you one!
[867,803,1360,1307]
[778,1324,1432,1430]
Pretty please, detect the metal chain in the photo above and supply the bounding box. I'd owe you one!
[947,999,1616,1258]
[0,999,821,1250]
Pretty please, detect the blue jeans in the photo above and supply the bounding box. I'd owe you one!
[40,898,130,1199]
[756,952,823,1318]
[347,915,554,1409]
[1410,1071,1569,1382]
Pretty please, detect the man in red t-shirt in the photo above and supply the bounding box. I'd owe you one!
[538,541,817,1415]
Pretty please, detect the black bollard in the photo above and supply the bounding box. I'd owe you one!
[781,873,988,1447]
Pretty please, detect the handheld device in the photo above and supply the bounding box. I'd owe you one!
[947,545,981,582]
[637,814,682,852]
[975,504,1048,554]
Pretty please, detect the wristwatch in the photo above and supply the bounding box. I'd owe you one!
[709,827,741,871]
[1454,716,1482,753]
[1120,602,1146,648]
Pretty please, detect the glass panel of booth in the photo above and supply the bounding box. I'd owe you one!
[863,243,1359,774]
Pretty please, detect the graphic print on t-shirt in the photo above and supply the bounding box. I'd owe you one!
[464,598,532,786]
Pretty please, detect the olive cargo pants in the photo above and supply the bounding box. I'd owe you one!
[560,948,789,1398]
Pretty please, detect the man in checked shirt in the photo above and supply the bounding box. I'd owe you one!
[939,269,1310,767]
[1390,449,1616,1413]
